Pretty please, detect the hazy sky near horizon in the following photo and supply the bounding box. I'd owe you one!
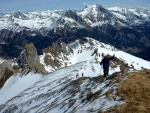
[0,0,150,13]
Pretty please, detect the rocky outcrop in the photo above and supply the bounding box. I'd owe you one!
[43,41,73,69]
[19,43,47,75]
[64,10,92,30]
[0,61,13,89]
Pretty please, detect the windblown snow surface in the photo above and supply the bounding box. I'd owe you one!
[0,38,150,113]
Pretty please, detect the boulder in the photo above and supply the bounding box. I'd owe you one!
[0,61,13,88]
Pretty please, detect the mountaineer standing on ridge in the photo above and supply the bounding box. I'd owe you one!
[100,54,115,80]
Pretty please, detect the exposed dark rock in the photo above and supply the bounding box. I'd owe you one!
[135,46,150,61]
[18,43,47,75]
[64,10,92,30]
[0,104,6,111]
[68,99,76,108]
[3,104,18,113]
[90,76,104,83]
[0,61,13,89]
[43,41,73,68]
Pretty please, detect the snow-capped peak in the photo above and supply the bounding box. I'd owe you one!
[107,6,150,24]
[0,5,150,32]
[0,10,64,32]
[108,6,128,12]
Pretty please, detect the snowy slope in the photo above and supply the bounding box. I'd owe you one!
[0,73,42,104]
[0,61,125,113]
[69,38,150,70]
[39,37,150,73]
[107,6,150,25]
[0,5,150,32]
[0,10,64,32]
[0,38,150,112]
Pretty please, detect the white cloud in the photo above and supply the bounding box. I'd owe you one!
[83,2,88,5]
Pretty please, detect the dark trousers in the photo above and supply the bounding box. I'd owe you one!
[103,68,109,78]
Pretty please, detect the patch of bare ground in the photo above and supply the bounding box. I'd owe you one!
[116,70,150,113]
[98,70,150,113]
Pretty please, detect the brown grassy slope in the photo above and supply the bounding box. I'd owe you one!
[116,70,150,113]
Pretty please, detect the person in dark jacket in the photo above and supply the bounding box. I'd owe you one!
[100,55,115,79]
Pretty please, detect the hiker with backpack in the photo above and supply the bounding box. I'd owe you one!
[100,54,115,80]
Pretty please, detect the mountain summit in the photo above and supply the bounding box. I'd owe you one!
[0,38,150,112]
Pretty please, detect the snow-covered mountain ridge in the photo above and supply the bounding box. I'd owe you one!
[0,38,150,112]
[0,62,124,113]
[0,4,150,62]
[0,5,150,32]
[38,37,150,73]
[0,10,63,32]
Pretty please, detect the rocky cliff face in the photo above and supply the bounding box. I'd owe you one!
[64,10,92,30]
[0,60,13,88]
[42,41,73,71]
[0,41,72,88]
[18,43,47,75]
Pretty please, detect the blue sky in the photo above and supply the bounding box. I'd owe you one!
[0,0,150,13]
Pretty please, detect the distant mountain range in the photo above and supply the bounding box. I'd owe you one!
[0,4,150,61]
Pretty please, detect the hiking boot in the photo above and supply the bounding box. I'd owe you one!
[104,77,106,81]
[107,75,111,78]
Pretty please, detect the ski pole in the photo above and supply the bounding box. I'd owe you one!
[100,65,102,75]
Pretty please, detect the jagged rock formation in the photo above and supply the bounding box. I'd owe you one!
[64,10,92,30]
[42,41,73,70]
[0,61,13,88]
[18,43,47,75]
